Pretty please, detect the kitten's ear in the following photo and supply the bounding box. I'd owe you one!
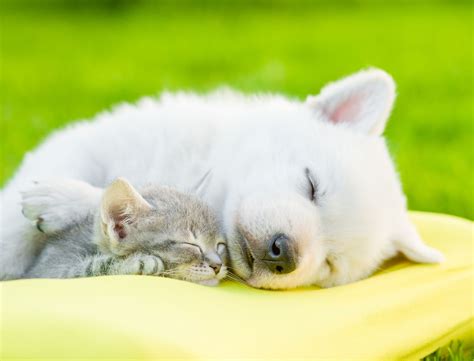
[191,169,212,197]
[394,219,444,264]
[306,68,396,135]
[100,178,151,242]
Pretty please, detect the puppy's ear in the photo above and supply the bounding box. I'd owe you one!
[394,219,445,264]
[100,177,151,243]
[306,68,396,135]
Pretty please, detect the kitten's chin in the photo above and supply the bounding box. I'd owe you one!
[197,279,220,287]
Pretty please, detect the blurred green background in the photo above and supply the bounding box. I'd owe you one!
[1,0,472,219]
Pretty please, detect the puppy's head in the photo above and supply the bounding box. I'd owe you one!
[223,69,444,289]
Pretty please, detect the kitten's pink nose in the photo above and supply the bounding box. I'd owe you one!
[210,262,222,275]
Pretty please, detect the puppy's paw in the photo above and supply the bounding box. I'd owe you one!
[118,254,164,276]
[21,179,99,234]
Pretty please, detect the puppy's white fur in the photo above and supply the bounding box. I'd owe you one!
[0,68,443,288]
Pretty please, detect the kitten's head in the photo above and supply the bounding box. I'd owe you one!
[96,178,227,286]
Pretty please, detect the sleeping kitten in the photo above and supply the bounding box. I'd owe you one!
[21,178,228,286]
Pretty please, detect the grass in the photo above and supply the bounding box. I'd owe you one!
[422,341,473,361]
[1,1,472,219]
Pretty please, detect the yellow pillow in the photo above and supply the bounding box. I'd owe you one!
[1,212,472,360]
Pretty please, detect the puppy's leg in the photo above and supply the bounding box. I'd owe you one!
[0,188,42,280]
[0,123,111,280]
[1,179,102,280]
[21,178,103,235]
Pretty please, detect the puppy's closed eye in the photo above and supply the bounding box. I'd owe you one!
[305,168,318,203]
[325,258,334,273]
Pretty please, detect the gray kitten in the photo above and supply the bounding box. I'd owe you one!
[21,178,228,286]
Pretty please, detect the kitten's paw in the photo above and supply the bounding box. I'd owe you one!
[118,254,164,276]
[20,179,101,234]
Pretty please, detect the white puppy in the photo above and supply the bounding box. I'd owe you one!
[0,68,443,288]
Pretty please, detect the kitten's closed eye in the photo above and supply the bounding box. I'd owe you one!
[164,240,202,254]
[181,242,203,254]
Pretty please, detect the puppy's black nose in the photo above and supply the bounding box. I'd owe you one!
[262,234,296,274]
[209,262,222,275]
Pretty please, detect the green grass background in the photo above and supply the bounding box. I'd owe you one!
[1,0,473,219]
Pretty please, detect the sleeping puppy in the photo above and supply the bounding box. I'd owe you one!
[0,68,443,288]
